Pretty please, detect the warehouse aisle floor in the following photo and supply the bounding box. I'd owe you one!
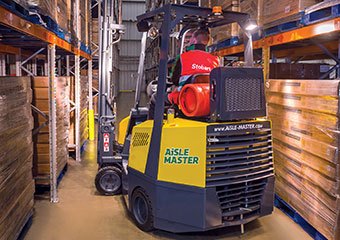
[25,93,312,240]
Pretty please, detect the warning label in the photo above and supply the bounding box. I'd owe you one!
[103,133,110,152]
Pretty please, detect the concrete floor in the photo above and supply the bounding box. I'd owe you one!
[25,93,312,240]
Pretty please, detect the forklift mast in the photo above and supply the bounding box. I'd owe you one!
[97,0,125,167]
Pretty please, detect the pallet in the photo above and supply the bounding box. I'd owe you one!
[68,139,89,158]
[208,32,263,52]
[275,194,327,240]
[28,10,73,43]
[16,210,34,240]
[215,36,240,51]
[0,0,90,48]
[35,162,68,194]
[304,1,340,25]
[0,0,29,19]
[80,42,92,55]
[264,18,304,36]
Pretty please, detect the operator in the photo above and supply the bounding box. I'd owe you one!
[148,28,219,119]
[170,28,219,89]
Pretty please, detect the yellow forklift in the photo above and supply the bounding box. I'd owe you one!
[95,3,274,233]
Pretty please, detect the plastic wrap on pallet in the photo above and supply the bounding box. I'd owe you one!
[56,0,70,32]
[26,0,56,19]
[0,77,34,239]
[266,79,340,240]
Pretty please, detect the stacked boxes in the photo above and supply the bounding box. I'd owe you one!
[270,63,329,79]
[13,0,90,47]
[32,77,70,185]
[92,18,99,50]
[205,0,240,44]
[56,0,71,32]
[267,79,340,240]
[80,76,89,146]
[202,0,261,43]
[260,0,321,27]
[69,76,89,149]
[240,0,261,24]
[0,77,34,239]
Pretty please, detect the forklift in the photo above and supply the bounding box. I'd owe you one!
[95,3,274,233]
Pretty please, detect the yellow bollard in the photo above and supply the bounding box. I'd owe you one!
[88,109,95,141]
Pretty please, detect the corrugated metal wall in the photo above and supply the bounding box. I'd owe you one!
[119,0,145,92]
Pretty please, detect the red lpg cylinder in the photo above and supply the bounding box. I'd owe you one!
[179,84,210,117]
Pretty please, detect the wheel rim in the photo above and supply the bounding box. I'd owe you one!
[133,195,148,225]
[99,171,121,193]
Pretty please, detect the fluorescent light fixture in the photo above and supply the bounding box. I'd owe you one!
[245,23,258,31]
[245,20,258,31]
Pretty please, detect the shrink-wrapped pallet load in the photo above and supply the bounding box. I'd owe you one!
[267,79,340,240]
[56,0,71,32]
[0,77,34,239]
[32,77,70,185]
[12,0,72,32]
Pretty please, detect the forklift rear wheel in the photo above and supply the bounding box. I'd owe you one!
[131,188,154,232]
[95,166,122,195]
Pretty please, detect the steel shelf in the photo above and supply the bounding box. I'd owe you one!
[0,5,91,59]
[0,1,93,203]
[215,17,340,58]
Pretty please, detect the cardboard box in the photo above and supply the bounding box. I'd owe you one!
[32,76,70,185]
[261,0,321,26]
[267,79,340,240]
[210,0,240,43]
[269,63,329,79]
[240,0,261,23]
[0,77,34,239]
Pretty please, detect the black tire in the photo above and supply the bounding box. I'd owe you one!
[131,188,154,232]
[95,166,122,196]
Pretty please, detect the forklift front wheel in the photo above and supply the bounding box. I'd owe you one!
[131,188,154,232]
[95,166,122,195]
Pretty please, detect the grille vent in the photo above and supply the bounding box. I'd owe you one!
[224,77,263,112]
[206,125,274,222]
[132,132,150,147]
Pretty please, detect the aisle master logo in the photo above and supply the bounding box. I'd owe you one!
[164,148,199,165]
[214,123,264,133]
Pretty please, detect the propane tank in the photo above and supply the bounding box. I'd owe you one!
[178,84,210,117]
